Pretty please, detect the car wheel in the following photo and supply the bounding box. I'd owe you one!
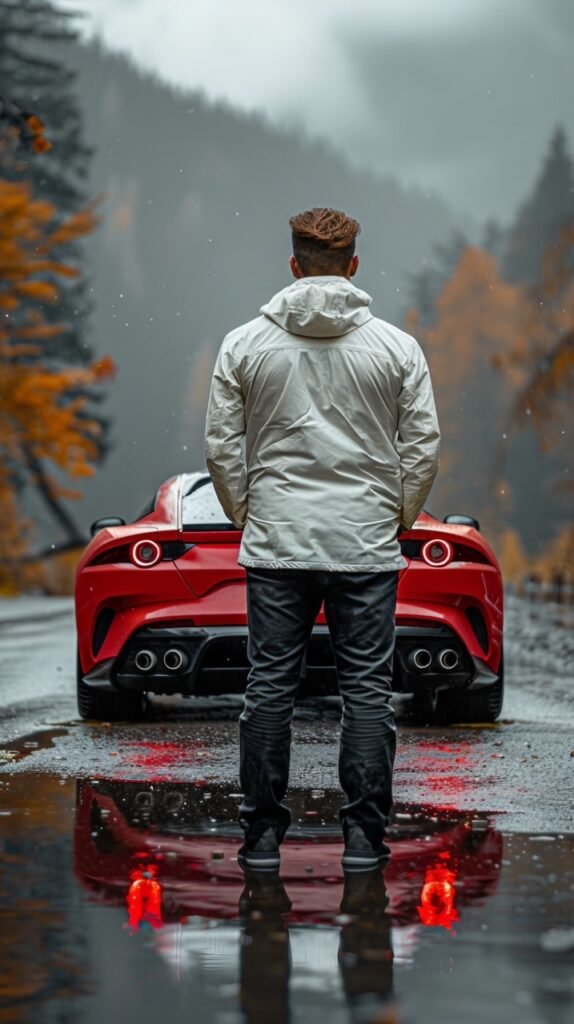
[77,651,146,722]
[436,651,504,725]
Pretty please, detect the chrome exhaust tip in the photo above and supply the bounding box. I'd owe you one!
[438,648,459,671]
[408,648,432,671]
[134,790,154,810]
[134,649,157,673]
[163,648,188,673]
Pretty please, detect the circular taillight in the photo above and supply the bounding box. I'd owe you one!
[422,539,453,567]
[131,539,162,567]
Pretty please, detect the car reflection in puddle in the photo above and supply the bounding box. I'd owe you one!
[75,778,503,1018]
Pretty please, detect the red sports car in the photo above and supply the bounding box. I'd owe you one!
[75,472,504,723]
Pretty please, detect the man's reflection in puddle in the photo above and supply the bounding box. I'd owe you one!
[239,871,292,1023]
[238,867,394,1024]
[339,869,394,1019]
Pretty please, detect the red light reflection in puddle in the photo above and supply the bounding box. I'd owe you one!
[116,740,210,780]
[398,739,490,801]
[126,862,163,931]
[417,856,459,931]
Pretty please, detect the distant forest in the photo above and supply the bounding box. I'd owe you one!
[1,0,572,591]
[71,38,574,572]
[66,40,460,530]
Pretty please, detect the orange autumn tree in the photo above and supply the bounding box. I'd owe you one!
[406,245,523,534]
[0,179,114,588]
[492,221,574,476]
[406,235,574,580]
[492,224,574,581]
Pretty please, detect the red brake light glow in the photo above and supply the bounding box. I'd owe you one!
[126,863,163,931]
[422,539,453,567]
[417,863,459,930]
[131,539,162,567]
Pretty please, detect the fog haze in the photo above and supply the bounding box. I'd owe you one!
[65,41,458,532]
[56,0,574,219]
[3,0,570,576]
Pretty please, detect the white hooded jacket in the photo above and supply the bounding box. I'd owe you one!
[204,275,440,571]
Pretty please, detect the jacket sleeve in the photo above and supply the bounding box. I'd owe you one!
[396,340,441,530]
[204,338,248,529]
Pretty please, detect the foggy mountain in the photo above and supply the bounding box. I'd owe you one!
[66,41,461,530]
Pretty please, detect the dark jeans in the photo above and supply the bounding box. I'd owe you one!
[239,567,399,847]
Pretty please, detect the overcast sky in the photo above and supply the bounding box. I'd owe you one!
[56,0,574,222]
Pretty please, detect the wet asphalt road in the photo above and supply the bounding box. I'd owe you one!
[0,594,573,1024]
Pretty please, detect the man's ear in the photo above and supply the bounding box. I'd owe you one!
[290,255,304,279]
[349,254,359,278]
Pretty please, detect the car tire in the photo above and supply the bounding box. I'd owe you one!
[436,651,504,724]
[77,651,146,722]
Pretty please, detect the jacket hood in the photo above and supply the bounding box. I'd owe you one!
[260,275,374,338]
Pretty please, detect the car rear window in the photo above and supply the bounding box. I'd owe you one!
[181,476,237,530]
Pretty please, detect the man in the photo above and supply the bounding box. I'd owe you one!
[205,207,440,871]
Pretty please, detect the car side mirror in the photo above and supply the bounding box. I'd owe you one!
[90,516,126,537]
[443,513,480,531]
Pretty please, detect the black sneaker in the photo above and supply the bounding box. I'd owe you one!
[342,824,391,872]
[238,827,281,871]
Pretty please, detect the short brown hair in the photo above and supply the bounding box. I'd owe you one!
[289,207,361,275]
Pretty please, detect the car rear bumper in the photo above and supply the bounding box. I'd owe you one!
[82,624,499,699]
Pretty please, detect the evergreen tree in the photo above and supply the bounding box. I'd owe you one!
[0,0,93,366]
[503,126,574,285]
[0,0,111,542]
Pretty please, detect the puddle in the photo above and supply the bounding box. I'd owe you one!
[73,778,503,930]
[1,717,573,834]
[1,773,573,1024]
[0,727,70,765]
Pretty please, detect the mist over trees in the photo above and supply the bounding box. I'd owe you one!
[1,2,571,586]
[503,127,574,285]
[65,40,460,532]
[407,129,574,570]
